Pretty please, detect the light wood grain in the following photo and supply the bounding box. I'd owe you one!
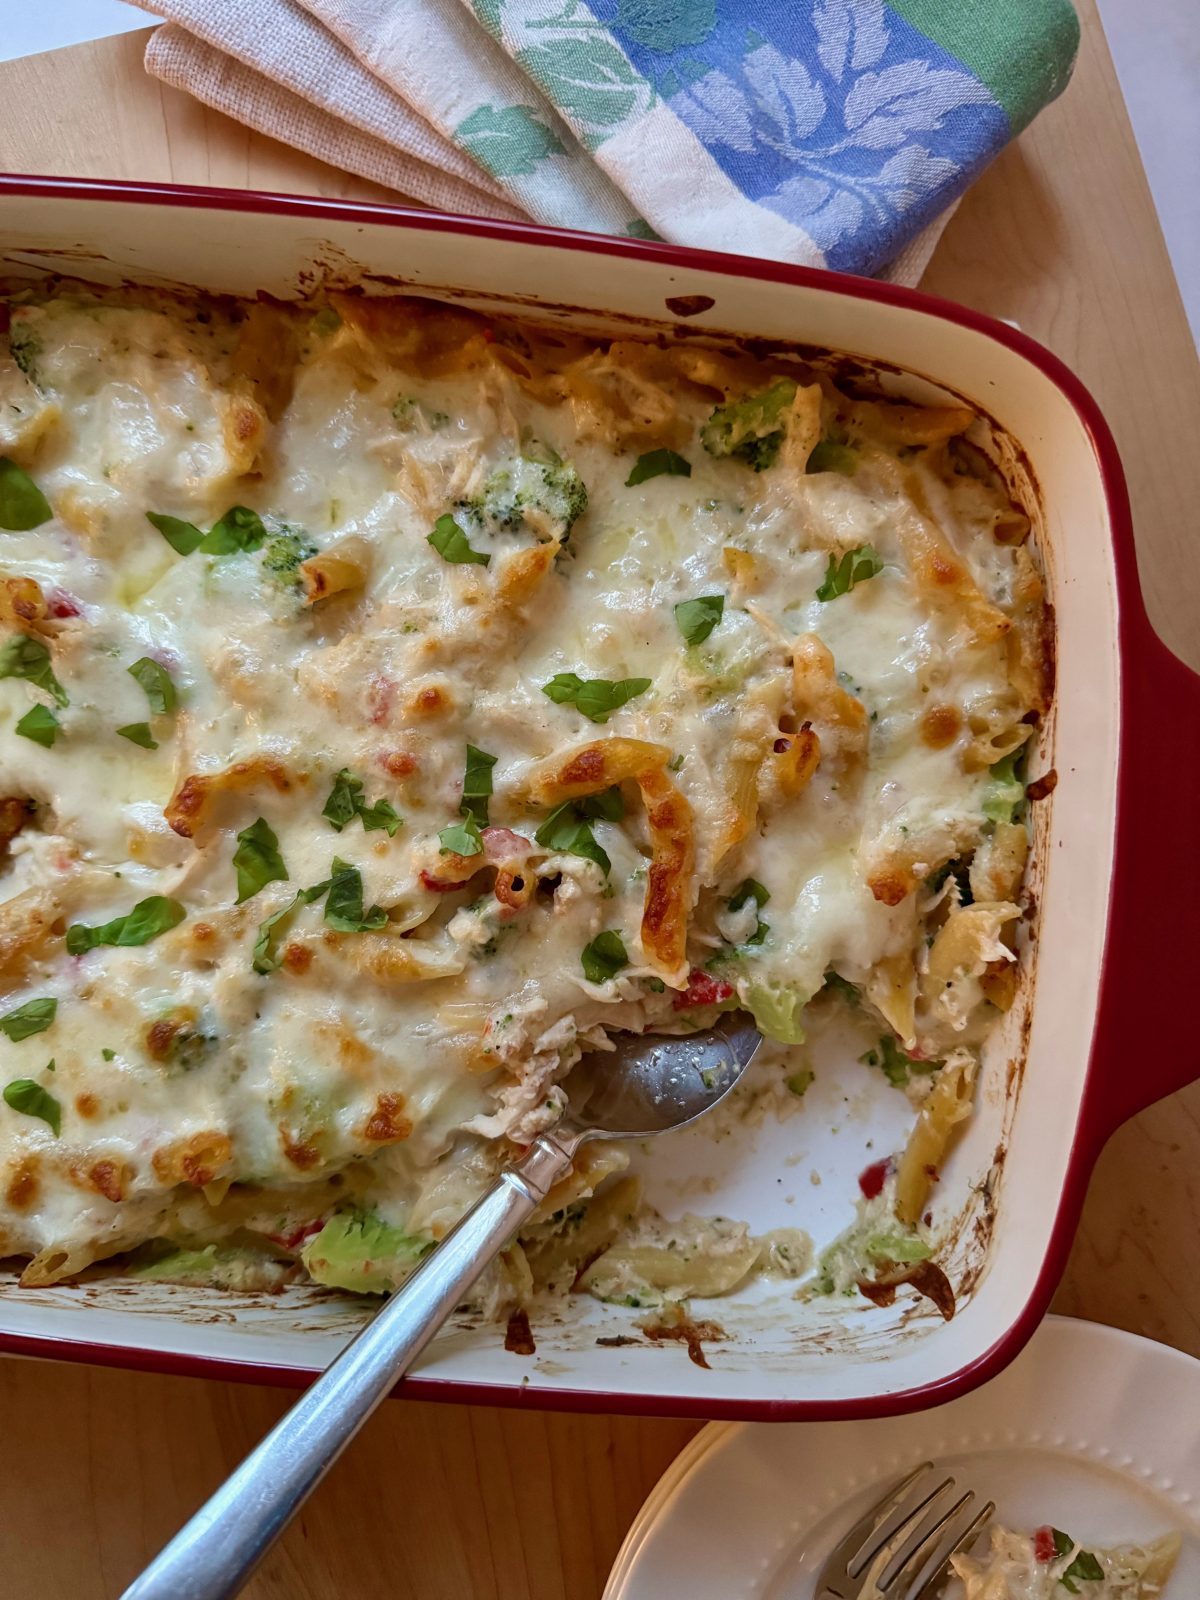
[0,7,1198,1599]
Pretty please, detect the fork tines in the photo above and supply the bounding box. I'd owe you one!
[818,1462,994,1599]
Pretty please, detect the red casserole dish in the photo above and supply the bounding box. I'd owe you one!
[0,175,1196,1419]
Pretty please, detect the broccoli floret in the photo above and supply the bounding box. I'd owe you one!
[260,525,318,589]
[463,450,588,541]
[301,1211,430,1295]
[701,378,798,471]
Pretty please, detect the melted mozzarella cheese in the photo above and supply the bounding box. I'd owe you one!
[0,288,1046,1285]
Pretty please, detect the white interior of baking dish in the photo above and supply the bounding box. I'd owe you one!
[0,193,1120,1409]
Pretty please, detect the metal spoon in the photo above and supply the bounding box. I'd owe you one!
[122,1016,762,1600]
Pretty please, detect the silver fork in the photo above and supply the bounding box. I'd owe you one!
[817,1462,994,1599]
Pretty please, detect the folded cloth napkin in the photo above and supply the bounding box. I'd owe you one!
[130,0,1079,284]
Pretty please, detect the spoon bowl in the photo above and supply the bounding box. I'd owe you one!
[564,1017,763,1139]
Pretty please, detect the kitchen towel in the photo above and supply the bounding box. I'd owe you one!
[130,0,1080,283]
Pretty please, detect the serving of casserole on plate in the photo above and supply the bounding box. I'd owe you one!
[0,180,1194,1417]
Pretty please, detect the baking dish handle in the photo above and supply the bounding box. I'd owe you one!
[1086,631,1200,1140]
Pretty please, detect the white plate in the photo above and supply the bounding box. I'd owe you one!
[604,1317,1200,1598]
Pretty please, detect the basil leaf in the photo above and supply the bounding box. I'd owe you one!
[233,817,288,904]
[439,816,483,857]
[578,785,624,823]
[357,797,401,836]
[324,858,387,932]
[0,997,56,1041]
[728,878,769,911]
[146,511,205,556]
[198,505,267,555]
[674,594,725,647]
[806,439,858,476]
[15,704,59,747]
[128,657,178,715]
[322,769,402,836]
[983,750,1026,825]
[251,880,330,975]
[322,768,364,831]
[0,634,67,707]
[1052,1531,1104,1592]
[728,877,770,946]
[581,930,628,984]
[460,744,497,824]
[815,544,883,602]
[534,802,610,876]
[117,722,158,749]
[428,513,489,567]
[541,673,651,724]
[3,1077,60,1135]
[66,895,185,955]
[0,457,52,531]
[860,1035,943,1089]
[626,449,691,487]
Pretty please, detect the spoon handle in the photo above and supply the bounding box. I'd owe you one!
[121,1130,578,1600]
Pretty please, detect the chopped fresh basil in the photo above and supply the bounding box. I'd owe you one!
[728,878,769,912]
[127,657,178,715]
[198,505,267,555]
[101,1048,116,1061]
[321,769,402,837]
[460,744,498,825]
[0,634,67,707]
[816,544,883,601]
[2,1077,60,1135]
[578,786,624,823]
[438,816,484,857]
[728,876,769,945]
[534,802,610,876]
[674,594,725,646]
[146,511,205,556]
[541,672,651,724]
[806,438,858,476]
[0,997,56,1041]
[1052,1531,1104,1593]
[983,749,1026,824]
[428,513,489,566]
[626,448,691,487]
[14,704,59,747]
[232,817,288,904]
[581,930,628,984]
[860,1034,943,1088]
[117,722,158,749]
[66,895,185,955]
[251,879,331,974]
[0,457,52,531]
[322,769,365,831]
[357,797,401,835]
[785,1069,814,1098]
[148,505,267,557]
[324,858,387,933]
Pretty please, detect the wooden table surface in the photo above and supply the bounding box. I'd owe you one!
[2,8,1199,1598]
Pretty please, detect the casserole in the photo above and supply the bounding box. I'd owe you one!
[0,176,1196,1420]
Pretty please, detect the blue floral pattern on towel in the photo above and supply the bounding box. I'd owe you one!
[590,0,1009,273]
